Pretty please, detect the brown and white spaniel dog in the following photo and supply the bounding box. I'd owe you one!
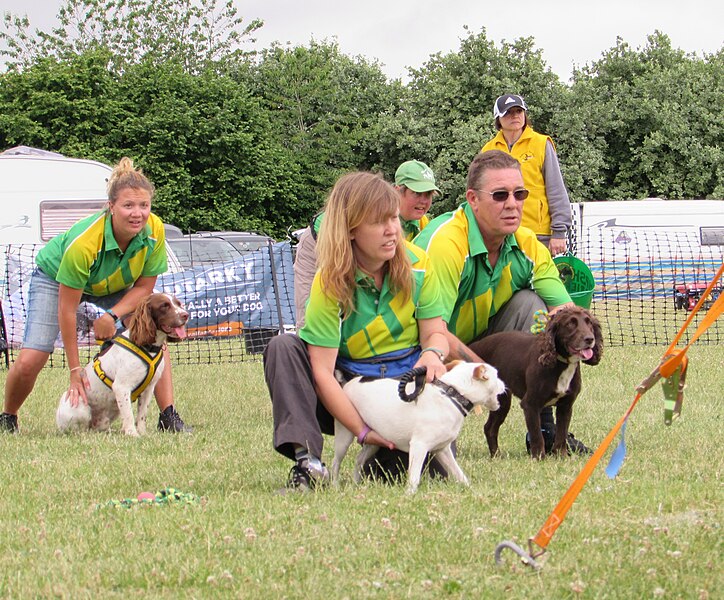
[56,293,188,436]
[469,306,603,459]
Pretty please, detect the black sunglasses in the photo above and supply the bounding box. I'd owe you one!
[475,188,529,202]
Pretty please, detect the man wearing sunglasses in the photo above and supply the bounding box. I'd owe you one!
[414,150,590,454]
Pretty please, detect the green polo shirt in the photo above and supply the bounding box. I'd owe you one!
[299,241,443,359]
[36,210,168,296]
[414,202,570,344]
[401,214,429,240]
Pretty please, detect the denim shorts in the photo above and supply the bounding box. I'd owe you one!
[23,268,126,353]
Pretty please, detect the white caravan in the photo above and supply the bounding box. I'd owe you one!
[571,199,724,303]
[0,147,182,294]
[0,146,112,245]
[574,198,724,262]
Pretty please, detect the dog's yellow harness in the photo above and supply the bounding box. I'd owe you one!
[93,336,164,402]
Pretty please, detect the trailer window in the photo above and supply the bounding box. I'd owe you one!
[700,227,724,246]
[39,200,108,241]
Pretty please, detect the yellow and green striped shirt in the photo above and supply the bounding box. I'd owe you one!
[36,210,167,296]
[413,202,570,344]
[299,241,443,359]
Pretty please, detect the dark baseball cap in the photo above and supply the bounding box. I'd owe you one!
[493,94,528,119]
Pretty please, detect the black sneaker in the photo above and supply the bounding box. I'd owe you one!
[362,448,408,484]
[157,406,193,433]
[526,427,592,455]
[0,412,19,433]
[283,460,329,493]
[526,424,555,455]
[566,432,593,455]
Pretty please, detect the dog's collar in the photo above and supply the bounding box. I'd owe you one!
[433,380,475,417]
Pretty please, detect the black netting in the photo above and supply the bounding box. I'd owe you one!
[1,230,722,369]
[1,241,296,367]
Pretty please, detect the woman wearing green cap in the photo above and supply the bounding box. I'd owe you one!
[482,94,571,256]
[393,159,440,239]
[293,160,439,328]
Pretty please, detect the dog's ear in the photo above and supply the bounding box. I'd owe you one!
[127,295,157,347]
[445,360,462,372]
[538,311,561,367]
[472,363,491,381]
[585,312,604,366]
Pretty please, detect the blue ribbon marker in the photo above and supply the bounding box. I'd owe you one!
[605,418,628,479]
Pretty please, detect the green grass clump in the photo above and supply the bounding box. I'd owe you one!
[0,346,722,598]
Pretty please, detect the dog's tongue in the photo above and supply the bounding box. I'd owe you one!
[173,326,187,340]
[579,348,593,361]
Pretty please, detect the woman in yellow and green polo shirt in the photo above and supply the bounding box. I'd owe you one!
[482,94,572,256]
[0,158,190,434]
[264,171,449,493]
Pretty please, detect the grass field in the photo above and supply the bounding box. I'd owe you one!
[0,345,722,599]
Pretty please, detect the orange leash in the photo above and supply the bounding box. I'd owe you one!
[496,262,724,568]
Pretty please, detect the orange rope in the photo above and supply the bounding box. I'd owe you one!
[528,262,723,557]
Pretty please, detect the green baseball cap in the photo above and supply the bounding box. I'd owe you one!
[394,160,440,193]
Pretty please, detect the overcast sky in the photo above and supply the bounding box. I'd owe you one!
[3,0,722,82]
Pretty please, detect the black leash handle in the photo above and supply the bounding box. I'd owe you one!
[397,366,428,402]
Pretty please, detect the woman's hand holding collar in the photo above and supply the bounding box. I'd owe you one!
[415,349,447,382]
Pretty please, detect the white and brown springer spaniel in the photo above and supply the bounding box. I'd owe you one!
[56,293,189,436]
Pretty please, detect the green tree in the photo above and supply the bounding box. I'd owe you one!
[107,59,302,236]
[246,41,396,222]
[1,0,262,73]
[559,32,724,200]
[0,49,121,159]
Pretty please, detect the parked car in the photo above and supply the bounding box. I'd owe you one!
[196,230,274,255]
[164,223,184,239]
[166,234,243,269]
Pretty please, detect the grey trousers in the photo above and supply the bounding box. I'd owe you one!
[263,333,333,461]
[482,288,546,337]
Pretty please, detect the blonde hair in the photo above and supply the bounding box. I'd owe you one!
[316,172,411,317]
[106,157,155,204]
